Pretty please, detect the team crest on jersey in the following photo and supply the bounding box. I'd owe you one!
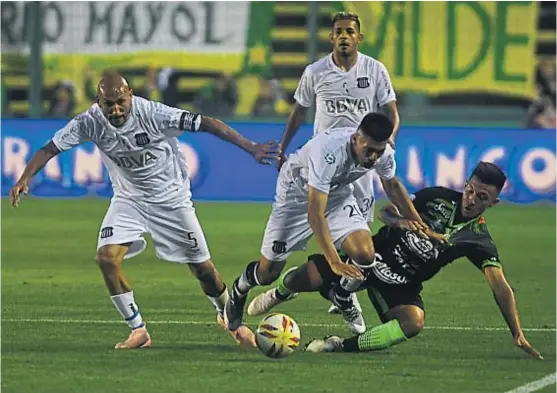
[357,77,370,88]
[324,152,336,164]
[134,133,150,147]
[272,241,287,254]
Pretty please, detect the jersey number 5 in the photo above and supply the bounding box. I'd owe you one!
[186,231,199,249]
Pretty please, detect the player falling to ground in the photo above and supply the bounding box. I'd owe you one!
[9,70,277,349]
[226,113,432,335]
[250,162,543,360]
[276,11,400,314]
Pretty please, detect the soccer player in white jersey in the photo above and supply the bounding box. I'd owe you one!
[276,12,401,314]
[9,70,277,349]
[226,113,428,334]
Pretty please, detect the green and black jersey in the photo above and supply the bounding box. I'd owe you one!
[369,187,502,287]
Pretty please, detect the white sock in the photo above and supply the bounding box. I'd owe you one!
[207,287,230,315]
[110,291,145,329]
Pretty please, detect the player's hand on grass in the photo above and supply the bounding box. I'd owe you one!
[514,332,543,360]
[252,140,279,165]
[329,259,364,280]
[10,180,29,208]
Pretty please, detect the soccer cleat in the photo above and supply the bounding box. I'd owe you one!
[327,292,363,314]
[224,288,248,331]
[217,312,256,348]
[341,306,366,334]
[331,295,366,334]
[304,336,344,353]
[114,325,152,349]
[247,289,297,316]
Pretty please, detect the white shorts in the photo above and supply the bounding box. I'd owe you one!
[352,170,376,224]
[97,197,211,264]
[260,192,371,262]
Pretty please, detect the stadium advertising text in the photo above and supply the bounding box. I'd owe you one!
[343,1,538,97]
[1,1,539,101]
[1,2,248,51]
[2,121,554,203]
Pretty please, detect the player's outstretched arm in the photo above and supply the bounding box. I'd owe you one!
[276,103,309,169]
[9,141,61,207]
[200,116,278,165]
[484,266,543,360]
[381,177,427,229]
[380,101,400,148]
[308,186,363,280]
[379,203,424,233]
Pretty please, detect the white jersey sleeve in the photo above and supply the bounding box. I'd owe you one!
[374,146,396,180]
[374,62,397,107]
[151,101,202,137]
[51,113,94,152]
[307,144,342,194]
[293,66,315,108]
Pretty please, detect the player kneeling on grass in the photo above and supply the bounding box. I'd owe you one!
[250,162,543,360]
[9,70,277,349]
[226,112,431,336]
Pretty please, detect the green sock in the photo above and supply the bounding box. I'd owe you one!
[275,266,298,300]
[343,319,408,352]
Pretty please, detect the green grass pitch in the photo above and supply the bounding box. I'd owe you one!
[2,198,555,393]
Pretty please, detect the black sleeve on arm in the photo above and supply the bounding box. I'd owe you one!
[467,238,502,271]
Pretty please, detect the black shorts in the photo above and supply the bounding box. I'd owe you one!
[311,254,425,323]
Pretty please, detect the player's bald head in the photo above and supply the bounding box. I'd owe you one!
[97,70,131,98]
[96,69,133,127]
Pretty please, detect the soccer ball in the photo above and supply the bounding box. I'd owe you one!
[255,313,301,358]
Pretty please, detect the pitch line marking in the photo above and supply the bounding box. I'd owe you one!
[503,373,556,393]
[2,318,555,332]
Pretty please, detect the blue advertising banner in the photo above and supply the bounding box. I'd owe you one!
[1,119,555,203]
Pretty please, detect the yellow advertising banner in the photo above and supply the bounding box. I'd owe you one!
[344,1,539,98]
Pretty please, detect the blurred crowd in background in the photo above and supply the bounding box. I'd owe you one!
[1,1,555,128]
[2,61,554,128]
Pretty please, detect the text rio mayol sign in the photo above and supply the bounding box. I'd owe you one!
[1,120,555,204]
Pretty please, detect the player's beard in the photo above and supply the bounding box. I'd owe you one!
[362,159,375,169]
[338,45,351,58]
[109,115,126,127]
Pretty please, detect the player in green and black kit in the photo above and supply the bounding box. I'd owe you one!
[248,162,543,359]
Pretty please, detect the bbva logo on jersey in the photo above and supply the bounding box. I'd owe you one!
[109,151,158,169]
[325,98,370,114]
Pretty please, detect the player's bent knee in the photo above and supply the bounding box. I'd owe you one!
[342,231,376,266]
[396,307,425,338]
[95,245,125,266]
[400,317,424,338]
[348,246,375,267]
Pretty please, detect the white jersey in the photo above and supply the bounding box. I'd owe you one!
[294,52,396,135]
[52,96,201,204]
[276,127,395,204]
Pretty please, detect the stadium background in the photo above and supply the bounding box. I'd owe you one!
[1,2,556,393]
[1,1,555,201]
